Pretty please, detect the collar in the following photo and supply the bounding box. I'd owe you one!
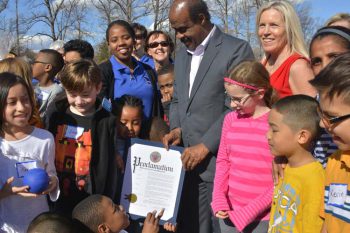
[340,150,350,168]
[187,25,216,56]
[111,56,140,71]
[140,54,152,61]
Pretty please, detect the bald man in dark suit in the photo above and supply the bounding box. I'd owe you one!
[163,1,254,232]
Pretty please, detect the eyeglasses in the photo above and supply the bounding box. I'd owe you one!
[317,106,350,127]
[135,34,144,40]
[226,92,251,105]
[159,82,173,91]
[148,41,170,49]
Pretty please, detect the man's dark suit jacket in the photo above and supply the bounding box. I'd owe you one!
[170,27,255,182]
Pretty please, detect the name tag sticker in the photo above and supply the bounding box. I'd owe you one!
[65,125,84,139]
[102,97,112,112]
[16,160,38,178]
[328,183,348,207]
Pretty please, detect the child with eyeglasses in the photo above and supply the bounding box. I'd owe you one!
[32,49,65,122]
[310,52,350,232]
[212,61,276,232]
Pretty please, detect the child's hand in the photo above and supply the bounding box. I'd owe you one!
[215,210,229,219]
[142,208,164,233]
[41,176,58,195]
[272,156,288,185]
[0,177,37,199]
[163,222,177,232]
[161,94,172,103]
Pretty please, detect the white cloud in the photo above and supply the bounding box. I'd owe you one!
[22,35,53,52]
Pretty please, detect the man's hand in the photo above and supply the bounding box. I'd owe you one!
[163,128,181,150]
[272,156,288,185]
[215,210,229,219]
[181,143,209,171]
[142,208,164,233]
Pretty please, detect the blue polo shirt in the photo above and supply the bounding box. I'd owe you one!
[110,56,154,119]
[140,55,155,69]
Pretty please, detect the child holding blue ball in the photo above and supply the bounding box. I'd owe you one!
[0,72,59,232]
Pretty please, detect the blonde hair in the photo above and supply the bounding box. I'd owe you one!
[0,57,42,127]
[256,0,308,58]
[0,58,33,90]
[326,13,350,27]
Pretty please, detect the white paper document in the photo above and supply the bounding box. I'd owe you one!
[120,139,184,224]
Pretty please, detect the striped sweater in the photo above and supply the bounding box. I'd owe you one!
[212,111,274,231]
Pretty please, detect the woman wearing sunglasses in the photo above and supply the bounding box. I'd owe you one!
[144,31,174,73]
[99,20,163,120]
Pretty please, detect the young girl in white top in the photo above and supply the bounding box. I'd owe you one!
[0,72,59,233]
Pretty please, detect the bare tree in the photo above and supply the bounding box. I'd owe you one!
[113,0,151,23]
[0,0,8,14]
[294,1,320,44]
[208,0,265,41]
[4,0,34,55]
[92,0,151,25]
[28,0,89,41]
[150,0,171,31]
[209,0,234,33]
[91,0,118,25]
[63,0,90,40]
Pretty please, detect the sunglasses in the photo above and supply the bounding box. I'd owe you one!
[317,106,350,127]
[147,41,170,49]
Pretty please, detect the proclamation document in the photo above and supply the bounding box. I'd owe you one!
[120,138,185,224]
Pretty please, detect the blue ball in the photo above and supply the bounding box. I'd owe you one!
[23,168,49,193]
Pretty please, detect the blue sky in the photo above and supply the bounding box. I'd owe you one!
[309,0,350,23]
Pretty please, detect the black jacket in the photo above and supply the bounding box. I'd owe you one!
[46,98,118,198]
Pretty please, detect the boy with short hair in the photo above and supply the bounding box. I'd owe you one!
[63,39,94,64]
[46,59,118,216]
[157,65,174,124]
[72,194,163,233]
[310,52,350,232]
[27,212,93,233]
[267,95,325,232]
[32,49,65,120]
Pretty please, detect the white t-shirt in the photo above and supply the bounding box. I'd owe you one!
[0,128,59,233]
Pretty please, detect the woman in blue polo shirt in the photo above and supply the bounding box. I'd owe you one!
[99,20,162,120]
